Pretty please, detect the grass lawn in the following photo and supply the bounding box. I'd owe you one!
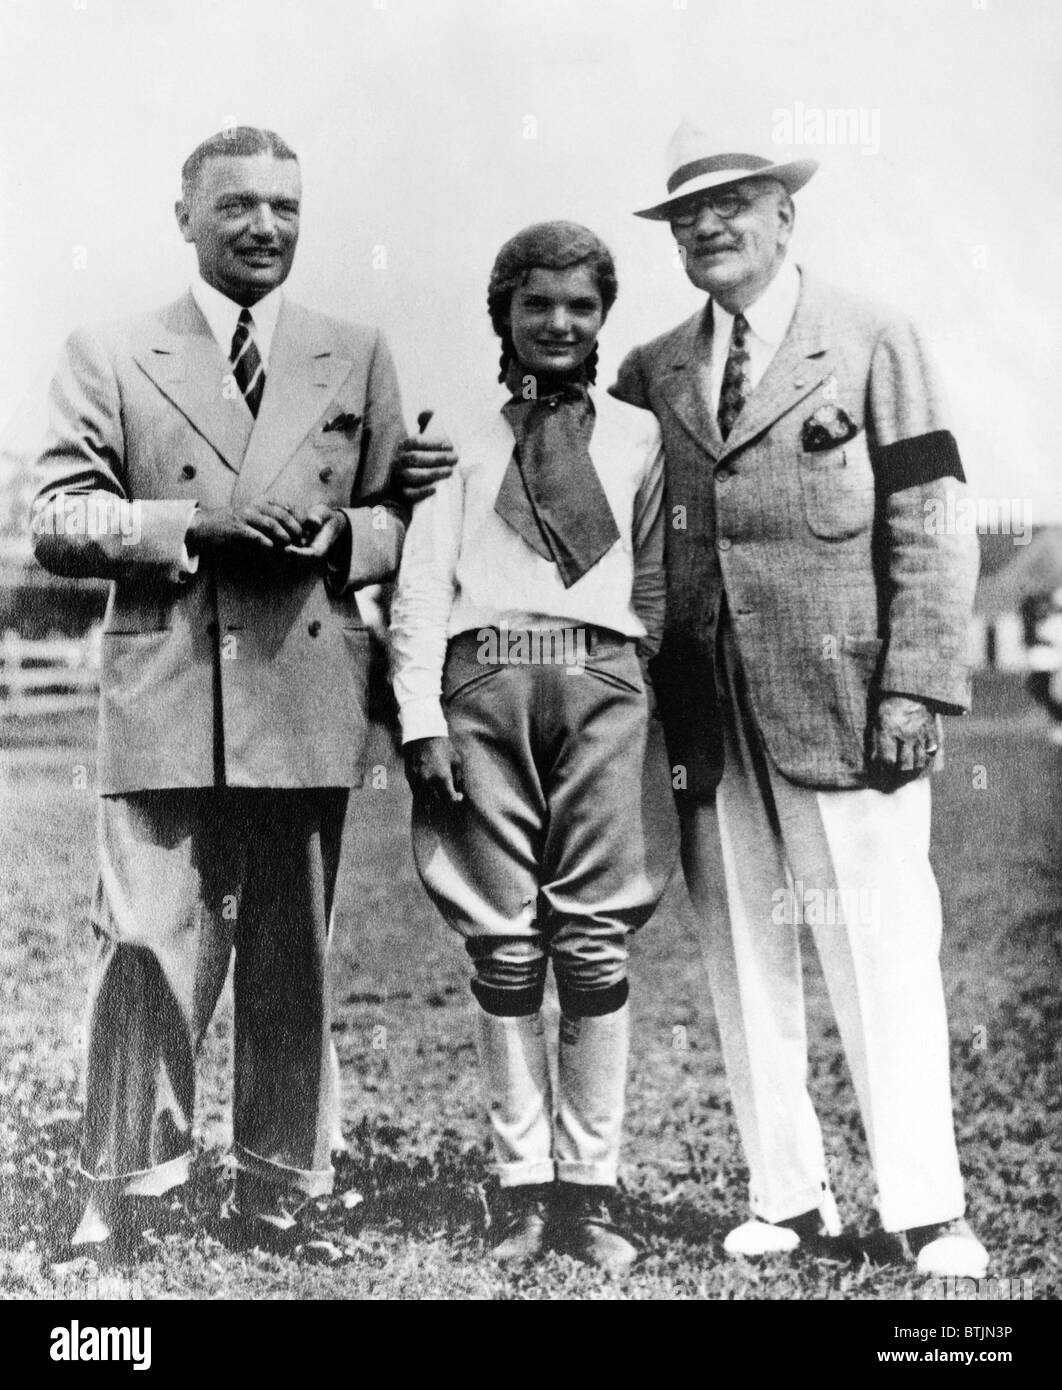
[0,677,1059,1300]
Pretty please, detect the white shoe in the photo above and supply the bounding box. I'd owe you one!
[724,1195,843,1257]
[912,1218,988,1279]
[71,1194,112,1248]
[724,1219,801,1256]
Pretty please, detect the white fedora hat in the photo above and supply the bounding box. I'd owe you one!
[635,121,818,220]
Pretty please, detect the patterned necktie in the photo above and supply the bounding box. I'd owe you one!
[717,311,750,441]
[230,308,265,418]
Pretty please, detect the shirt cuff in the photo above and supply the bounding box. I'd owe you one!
[399,697,450,744]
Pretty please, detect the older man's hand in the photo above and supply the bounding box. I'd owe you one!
[395,433,458,503]
[869,695,940,784]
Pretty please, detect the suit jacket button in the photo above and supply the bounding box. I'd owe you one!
[206,621,218,637]
[718,537,732,551]
[319,466,334,483]
[716,469,732,483]
[308,620,322,637]
[181,464,196,479]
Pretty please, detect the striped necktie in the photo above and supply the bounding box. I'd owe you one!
[717,311,750,441]
[230,308,265,418]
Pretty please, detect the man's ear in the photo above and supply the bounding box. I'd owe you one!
[175,199,194,244]
[776,191,795,248]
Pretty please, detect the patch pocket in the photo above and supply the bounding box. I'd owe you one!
[799,430,875,541]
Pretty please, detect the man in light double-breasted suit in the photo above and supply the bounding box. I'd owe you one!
[610,123,985,1277]
[32,126,425,1255]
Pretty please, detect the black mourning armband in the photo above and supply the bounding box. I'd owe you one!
[875,429,965,495]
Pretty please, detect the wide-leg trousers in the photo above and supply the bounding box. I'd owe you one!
[81,787,347,1199]
[680,621,966,1232]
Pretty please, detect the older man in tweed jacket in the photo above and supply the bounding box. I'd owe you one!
[609,124,984,1277]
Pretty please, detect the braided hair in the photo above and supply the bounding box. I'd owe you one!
[487,221,618,385]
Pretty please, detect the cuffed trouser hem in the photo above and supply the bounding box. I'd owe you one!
[78,1150,191,1197]
[233,1144,334,1199]
[750,1180,831,1227]
[497,1158,556,1188]
[556,1161,619,1186]
[880,1199,966,1235]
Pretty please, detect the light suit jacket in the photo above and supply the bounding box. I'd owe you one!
[32,290,407,792]
[611,270,980,798]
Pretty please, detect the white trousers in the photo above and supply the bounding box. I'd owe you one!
[680,625,967,1233]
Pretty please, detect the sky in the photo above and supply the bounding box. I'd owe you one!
[2,0,1061,518]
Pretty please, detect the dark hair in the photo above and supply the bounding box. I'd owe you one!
[181,127,298,197]
[487,221,618,384]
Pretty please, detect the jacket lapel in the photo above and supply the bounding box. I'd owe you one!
[234,301,354,500]
[132,291,253,473]
[655,308,725,461]
[720,272,834,457]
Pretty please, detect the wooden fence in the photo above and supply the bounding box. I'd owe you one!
[0,613,1035,723]
[0,627,101,718]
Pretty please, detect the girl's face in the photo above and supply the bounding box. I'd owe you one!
[506,264,604,379]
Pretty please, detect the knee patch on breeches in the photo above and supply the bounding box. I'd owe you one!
[552,941,629,1018]
[467,936,548,1016]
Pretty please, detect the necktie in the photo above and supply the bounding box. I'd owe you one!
[717,311,750,441]
[495,377,620,589]
[230,308,265,418]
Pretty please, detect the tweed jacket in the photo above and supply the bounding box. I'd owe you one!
[32,291,407,792]
[611,269,980,798]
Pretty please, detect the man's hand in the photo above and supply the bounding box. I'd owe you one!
[869,695,940,784]
[395,433,458,503]
[403,736,465,805]
[287,504,352,564]
[187,499,305,556]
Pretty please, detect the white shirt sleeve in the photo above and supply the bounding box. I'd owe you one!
[389,464,465,743]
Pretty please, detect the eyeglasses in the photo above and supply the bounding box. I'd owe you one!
[669,192,751,228]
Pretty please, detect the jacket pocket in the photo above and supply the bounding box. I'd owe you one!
[314,417,363,450]
[840,633,884,746]
[798,431,875,541]
[99,629,174,702]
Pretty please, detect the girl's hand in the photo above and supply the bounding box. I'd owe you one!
[403,736,465,805]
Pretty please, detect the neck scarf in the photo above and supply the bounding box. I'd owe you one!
[495,363,620,588]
